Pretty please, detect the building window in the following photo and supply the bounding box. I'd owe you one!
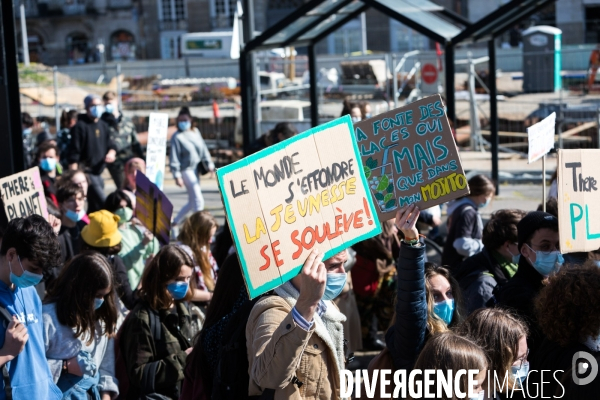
[110,30,136,61]
[210,0,237,29]
[159,0,186,21]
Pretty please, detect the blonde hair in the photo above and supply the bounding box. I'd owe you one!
[424,263,465,334]
[177,211,218,290]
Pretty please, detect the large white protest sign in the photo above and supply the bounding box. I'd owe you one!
[528,112,556,164]
[145,113,169,190]
[217,116,381,299]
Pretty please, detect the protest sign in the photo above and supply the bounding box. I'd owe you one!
[145,113,169,190]
[217,116,381,299]
[354,94,469,220]
[527,112,556,164]
[557,149,600,253]
[135,171,173,245]
[0,167,48,221]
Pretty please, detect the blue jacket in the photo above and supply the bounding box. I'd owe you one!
[0,281,62,399]
[385,243,428,372]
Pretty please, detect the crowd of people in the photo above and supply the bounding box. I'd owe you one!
[2,95,598,400]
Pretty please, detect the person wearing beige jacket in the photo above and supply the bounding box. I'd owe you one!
[246,249,349,400]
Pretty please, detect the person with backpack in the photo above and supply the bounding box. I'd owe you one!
[246,248,348,399]
[0,215,63,399]
[42,253,119,399]
[454,209,526,314]
[119,245,198,399]
[181,254,253,400]
[170,107,214,226]
[442,174,495,271]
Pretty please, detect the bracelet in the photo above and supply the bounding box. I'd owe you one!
[403,238,420,246]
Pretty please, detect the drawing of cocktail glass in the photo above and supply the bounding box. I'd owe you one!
[368,163,397,212]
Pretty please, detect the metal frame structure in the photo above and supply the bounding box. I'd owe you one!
[239,0,558,193]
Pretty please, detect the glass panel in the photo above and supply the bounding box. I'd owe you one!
[308,0,353,16]
[375,0,461,39]
[264,15,321,45]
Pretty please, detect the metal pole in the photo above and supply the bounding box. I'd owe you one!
[360,12,367,55]
[385,53,391,111]
[542,155,547,212]
[488,40,500,195]
[184,56,190,78]
[116,64,122,113]
[20,2,29,66]
[467,52,481,151]
[445,44,455,126]
[53,66,60,132]
[392,53,398,108]
[308,44,318,127]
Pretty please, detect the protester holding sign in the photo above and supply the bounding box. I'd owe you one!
[494,211,562,358]
[170,107,214,226]
[67,94,117,214]
[385,204,465,373]
[36,142,62,207]
[246,249,348,399]
[119,245,197,400]
[42,253,119,398]
[442,174,495,271]
[454,209,526,314]
[0,215,63,399]
[104,191,159,290]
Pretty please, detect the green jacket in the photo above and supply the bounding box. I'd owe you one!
[105,115,143,162]
[118,223,159,289]
[120,301,196,400]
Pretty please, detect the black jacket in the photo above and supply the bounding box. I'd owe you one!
[109,254,138,310]
[455,247,511,314]
[67,114,116,175]
[531,338,600,397]
[385,243,428,372]
[442,201,482,271]
[495,256,545,357]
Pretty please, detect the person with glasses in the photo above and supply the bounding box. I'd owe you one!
[494,211,562,359]
[454,209,527,315]
[457,308,529,399]
[532,262,600,397]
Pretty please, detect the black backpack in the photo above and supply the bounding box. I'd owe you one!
[211,294,301,400]
[0,306,12,400]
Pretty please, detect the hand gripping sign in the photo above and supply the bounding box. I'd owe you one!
[354,94,469,220]
[217,116,381,299]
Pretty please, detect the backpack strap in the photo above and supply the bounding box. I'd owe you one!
[0,306,13,400]
[140,309,163,395]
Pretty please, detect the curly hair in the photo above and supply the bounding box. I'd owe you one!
[534,262,600,347]
[456,308,528,394]
[482,209,527,250]
[425,263,465,334]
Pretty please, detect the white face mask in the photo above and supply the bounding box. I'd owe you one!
[470,390,484,400]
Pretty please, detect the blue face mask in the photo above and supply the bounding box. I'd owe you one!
[9,256,43,288]
[511,361,529,388]
[105,103,115,114]
[65,209,86,223]
[433,299,454,325]
[507,247,520,265]
[22,128,32,136]
[94,298,104,310]
[178,121,191,131]
[470,391,485,400]
[90,105,104,118]
[526,245,564,276]
[478,198,490,209]
[322,273,347,300]
[39,157,57,172]
[167,281,189,300]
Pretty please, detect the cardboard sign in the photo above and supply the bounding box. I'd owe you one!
[528,112,556,163]
[0,167,48,221]
[145,113,169,190]
[557,149,600,253]
[354,94,469,220]
[135,171,173,245]
[217,116,381,299]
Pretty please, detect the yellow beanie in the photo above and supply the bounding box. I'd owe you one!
[81,210,122,248]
